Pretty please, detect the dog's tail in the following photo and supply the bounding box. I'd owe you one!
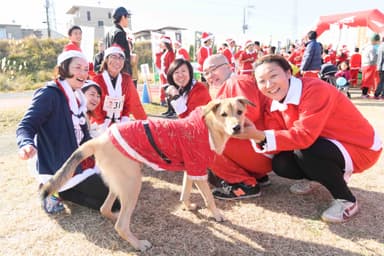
[40,139,96,199]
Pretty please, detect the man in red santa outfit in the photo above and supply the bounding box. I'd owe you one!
[197,32,213,83]
[202,54,273,200]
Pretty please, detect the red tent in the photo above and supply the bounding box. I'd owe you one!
[314,9,384,37]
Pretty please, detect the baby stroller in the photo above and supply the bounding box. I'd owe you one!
[318,63,351,98]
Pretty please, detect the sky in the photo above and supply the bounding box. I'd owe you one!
[1,0,383,45]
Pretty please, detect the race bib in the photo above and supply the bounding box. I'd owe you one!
[103,95,125,119]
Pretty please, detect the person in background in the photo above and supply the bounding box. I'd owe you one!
[64,25,82,52]
[300,30,323,78]
[16,50,119,214]
[335,61,351,83]
[91,46,147,132]
[238,40,258,76]
[174,40,190,61]
[219,42,235,71]
[361,33,381,97]
[164,58,211,118]
[374,36,384,99]
[202,54,273,200]
[349,47,362,87]
[128,36,139,88]
[105,6,132,75]
[93,40,105,74]
[236,54,382,223]
[158,35,175,106]
[196,32,213,83]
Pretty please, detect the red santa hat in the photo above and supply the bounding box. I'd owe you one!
[103,45,125,60]
[244,40,254,48]
[160,35,172,44]
[201,32,213,43]
[57,50,87,65]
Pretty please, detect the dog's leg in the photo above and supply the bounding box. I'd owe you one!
[180,172,198,211]
[194,180,225,222]
[114,169,152,252]
[100,190,119,222]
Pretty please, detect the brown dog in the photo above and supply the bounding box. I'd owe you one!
[40,96,254,252]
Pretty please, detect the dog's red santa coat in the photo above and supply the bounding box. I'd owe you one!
[108,107,214,179]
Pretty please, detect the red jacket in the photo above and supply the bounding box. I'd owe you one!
[197,46,212,71]
[160,50,175,83]
[262,77,382,173]
[350,53,362,69]
[179,82,211,119]
[238,51,257,75]
[91,72,147,124]
[176,48,190,61]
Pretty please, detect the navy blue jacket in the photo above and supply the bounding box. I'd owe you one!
[16,81,83,175]
[301,40,323,71]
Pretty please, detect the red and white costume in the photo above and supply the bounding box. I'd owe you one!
[197,46,212,72]
[349,52,362,86]
[108,107,216,179]
[254,77,382,178]
[209,75,272,185]
[176,47,190,61]
[238,50,257,76]
[91,71,147,127]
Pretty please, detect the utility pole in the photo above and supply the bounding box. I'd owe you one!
[242,5,254,35]
[44,0,51,38]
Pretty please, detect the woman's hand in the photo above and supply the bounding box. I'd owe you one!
[234,118,266,142]
[18,144,37,160]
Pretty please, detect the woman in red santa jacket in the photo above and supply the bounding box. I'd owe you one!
[158,35,175,105]
[236,54,382,223]
[238,40,258,76]
[91,46,147,135]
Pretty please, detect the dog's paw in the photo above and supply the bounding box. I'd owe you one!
[212,211,226,222]
[137,240,152,252]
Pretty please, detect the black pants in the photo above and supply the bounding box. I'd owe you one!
[272,138,356,202]
[59,174,120,211]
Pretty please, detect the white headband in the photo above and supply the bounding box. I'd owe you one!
[104,46,125,60]
[57,50,87,65]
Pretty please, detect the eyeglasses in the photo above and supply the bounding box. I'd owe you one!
[202,63,227,77]
[108,54,125,61]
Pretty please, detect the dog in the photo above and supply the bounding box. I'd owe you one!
[40,96,255,252]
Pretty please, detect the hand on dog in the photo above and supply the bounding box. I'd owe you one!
[233,118,265,142]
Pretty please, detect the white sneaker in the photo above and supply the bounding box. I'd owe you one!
[321,199,359,223]
[289,180,321,195]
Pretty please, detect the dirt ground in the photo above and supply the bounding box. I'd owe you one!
[0,88,383,256]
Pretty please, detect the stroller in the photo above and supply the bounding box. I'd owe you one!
[318,63,351,98]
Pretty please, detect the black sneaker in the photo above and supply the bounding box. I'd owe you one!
[207,169,224,187]
[212,181,261,200]
[256,175,271,187]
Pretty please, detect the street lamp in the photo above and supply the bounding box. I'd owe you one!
[242,5,255,34]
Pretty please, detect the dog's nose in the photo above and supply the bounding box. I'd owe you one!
[232,124,241,134]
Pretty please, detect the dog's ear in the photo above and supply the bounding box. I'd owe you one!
[235,96,256,107]
[203,99,222,117]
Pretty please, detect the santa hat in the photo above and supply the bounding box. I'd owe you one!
[244,40,254,48]
[81,79,101,93]
[201,32,213,43]
[103,45,125,60]
[57,50,87,65]
[160,35,172,44]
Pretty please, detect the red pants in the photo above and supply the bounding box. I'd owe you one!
[302,70,319,78]
[350,68,359,87]
[209,138,272,186]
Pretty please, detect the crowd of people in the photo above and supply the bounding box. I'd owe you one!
[16,5,383,225]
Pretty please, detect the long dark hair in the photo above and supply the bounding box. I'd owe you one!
[254,54,292,73]
[167,58,194,95]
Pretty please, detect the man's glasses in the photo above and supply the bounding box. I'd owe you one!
[202,63,227,77]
